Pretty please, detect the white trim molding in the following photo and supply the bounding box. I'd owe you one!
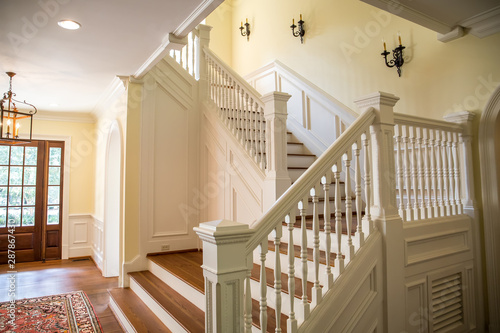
[479,84,500,332]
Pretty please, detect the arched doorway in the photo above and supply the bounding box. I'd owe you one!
[103,121,123,277]
[479,84,500,331]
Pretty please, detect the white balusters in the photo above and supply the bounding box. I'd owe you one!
[362,133,373,234]
[245,258,253,332]
[333,163,344,273]
[298,199,310,319]
[416,128,426,219]
[310,185,322,307]
[259,241,268,332]
[403,126,413,220]
[395,125,406,221]
[285,212,298,332]
[423,128,433,218]
[353,142,365,246]
[430,129,439,217]
[452,132,463,214]
[273,226,282,333]
[447,131,456,215]
[322,174,334,289]
[409,126,420,220]
[343,152,355,261]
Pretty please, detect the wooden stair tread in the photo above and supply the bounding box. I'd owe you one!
[108,287,172,333]
[129,271,205,333]
[287,153,315,157]
[268,240,339,266]
[252,298,288,333]
[290,212,360,234]
[251,263,313,301]
[148,251,204,293]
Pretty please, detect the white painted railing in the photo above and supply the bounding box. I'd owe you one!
[393,114,464,222]
[169,31,198,78]
[204,48,268,172]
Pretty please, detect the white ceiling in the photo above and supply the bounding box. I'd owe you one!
[361,0,500,39]
[0,0,219,114]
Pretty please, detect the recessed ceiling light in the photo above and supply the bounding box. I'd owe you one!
[57,20,81,30]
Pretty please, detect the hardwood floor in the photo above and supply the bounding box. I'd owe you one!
[0,257,124,332]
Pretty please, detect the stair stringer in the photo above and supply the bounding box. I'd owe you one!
[200,100,267,225]
[297,230,384,333]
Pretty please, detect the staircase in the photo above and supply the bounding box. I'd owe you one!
[109,24,481,333]
[109,131,358,332]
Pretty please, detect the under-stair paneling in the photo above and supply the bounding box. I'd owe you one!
[403,215,477,332]
[140,57,200,255]
[297,230,384,333]
[201,104,265,226]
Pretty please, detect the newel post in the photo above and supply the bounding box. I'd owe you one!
[196,24,212,96]
[354,91,405,333]
[194,220,253,333]
[262,92,292,210]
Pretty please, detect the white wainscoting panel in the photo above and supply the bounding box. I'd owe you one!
[92,216,104,271]
[68,214,93,258]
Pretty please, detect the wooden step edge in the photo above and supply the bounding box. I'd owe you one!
[287,153,316,157]
[250,263,314,302]
[129,271,205,333]
[266,240,340,267]
[147,252,205,294]
[108,288,172,333]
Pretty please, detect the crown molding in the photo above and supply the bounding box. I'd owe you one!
[35,110,96,123]
[460,6,500,38]
[92,76,128,119]
[173,0,223,37]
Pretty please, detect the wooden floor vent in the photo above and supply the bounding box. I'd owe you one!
[431,272,464,332]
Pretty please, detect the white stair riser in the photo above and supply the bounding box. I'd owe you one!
[147,259,205,311]
[287,143,310,155]
[109,296,137,333]
[287,133,301,143]
[287,154,316,168]
[129,278,188,333]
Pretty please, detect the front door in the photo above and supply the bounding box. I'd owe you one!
[0,140,64,264]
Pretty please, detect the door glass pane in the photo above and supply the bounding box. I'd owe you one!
[0,146,9,165]
[24,147,38,165]
[23,187,36,205]
[47,205,59,225]
[0,187,6,205]
[24,167,37,185]
[0,166,8,185]
[49,148,61,166]
[22,207,35,226]
[10,146,24,165]
[8,207,21,227]
[0,207,5,227]
[9,187,22,206]
[9,166,23,185]
[48,186,60,205]
[48,167,60,185]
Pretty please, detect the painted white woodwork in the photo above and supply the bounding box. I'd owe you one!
[194,219,254,333]
[68,214,93,258]
[91,216,104,271]
[354,92,406,333]
[244,60,358,157]
[479,84,500,332]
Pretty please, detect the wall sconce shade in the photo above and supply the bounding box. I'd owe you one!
[291,14,305,43]
[239,19,250,41]
[381,34,405,77]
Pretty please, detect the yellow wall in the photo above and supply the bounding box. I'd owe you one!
[207,0,500,120]
[33,119,96,215]
[206,0,233,67]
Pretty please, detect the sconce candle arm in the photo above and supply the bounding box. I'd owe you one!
[239,21,251,41]
[290,18,305,44]
[381,44,405,77]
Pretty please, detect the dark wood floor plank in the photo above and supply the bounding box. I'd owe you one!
[0,258,123,332]
[129,270,205,333]
[109,287,171,333]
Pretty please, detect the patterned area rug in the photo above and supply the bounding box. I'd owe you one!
[0,291,102,333]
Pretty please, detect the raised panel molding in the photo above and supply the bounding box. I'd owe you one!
[405,279,427,333]
[68,214,93,258]
[405,229,470,266]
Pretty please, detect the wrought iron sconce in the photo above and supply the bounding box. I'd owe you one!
[290,14,305,43]
[381,33,405,77]
[239,19,250,41]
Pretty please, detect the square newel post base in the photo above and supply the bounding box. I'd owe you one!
[195,219,254,333]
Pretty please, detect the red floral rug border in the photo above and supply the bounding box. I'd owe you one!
[0,290,103,333]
